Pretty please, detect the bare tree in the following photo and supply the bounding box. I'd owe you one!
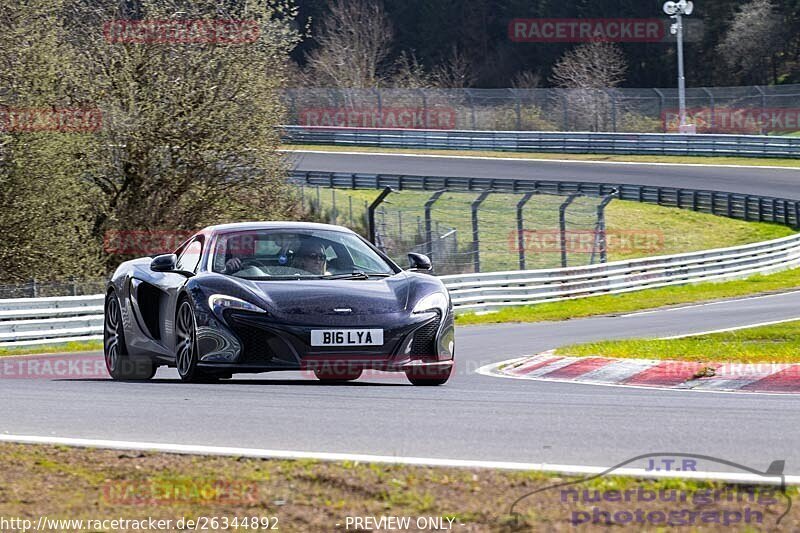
[303,0,393,89]
[511,70,542,89]
[550,42,627,131]
[717,0,785,84]
[432,46,476,89]
[390,51,434,88]
[551,41,627,90]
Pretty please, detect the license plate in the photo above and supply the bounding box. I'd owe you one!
[310,329,383,346]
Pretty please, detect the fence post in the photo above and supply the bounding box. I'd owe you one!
[471,191,491,273]
[516,192,536,270]
[559,194,579,268]
[30,278,37,298]
[349,195,353,225]
[398,211,403,243]
[368,187,393,245]
[424,191,446,263]
[417,88,428,127]
[592,192,616,264]
[653,88,665,132]
[465,89,477,130]
[331,188,337,223]
[379,207,387,249]
[373,88,383,122]
[607,89,617,132]
[755,86,767,135]
[701,87,714,132]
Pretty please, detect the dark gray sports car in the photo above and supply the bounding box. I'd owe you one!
[104,222,455,385]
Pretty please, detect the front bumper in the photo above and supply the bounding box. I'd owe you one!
[195,309,453,373]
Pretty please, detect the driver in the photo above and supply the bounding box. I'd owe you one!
[222,234,257,274]
[293,240,328,275]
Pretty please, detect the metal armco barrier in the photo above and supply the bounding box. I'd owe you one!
[282,126,800,159]
[0,295,103,348]
[289,171,800,229]
[441,233,800,312]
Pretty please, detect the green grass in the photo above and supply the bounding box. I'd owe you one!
[0,339,102,357]
[456,267,800,325]
[285,143,800,168]
[303,186,794,272]
[556,320,800,364]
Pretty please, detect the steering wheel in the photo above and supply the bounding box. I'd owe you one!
[240,258,268,269]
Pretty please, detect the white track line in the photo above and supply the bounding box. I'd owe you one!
[282,149,800,171]
[0,434,796,485]
[618,289,800,317]
[659,316,800,339]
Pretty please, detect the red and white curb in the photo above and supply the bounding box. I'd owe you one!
[479,351,800,394]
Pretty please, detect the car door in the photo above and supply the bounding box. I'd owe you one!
[129,237,204,358]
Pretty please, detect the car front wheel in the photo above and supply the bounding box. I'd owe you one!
[175,299,210,383]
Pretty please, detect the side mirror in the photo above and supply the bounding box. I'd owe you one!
[407,252,432,271]
[150,253,178,272]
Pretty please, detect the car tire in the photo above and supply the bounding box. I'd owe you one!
[314,368,363,382]
[175,299,211,383]
[405,365,452,386]
[104,291,156,380]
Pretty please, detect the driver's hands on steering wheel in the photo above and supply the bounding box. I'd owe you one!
[224,257,243,273]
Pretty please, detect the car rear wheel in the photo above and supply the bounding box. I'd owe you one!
[406,365,452,386]
[314,368,363,382]
[104,291,155,380]
[175,300,211,383]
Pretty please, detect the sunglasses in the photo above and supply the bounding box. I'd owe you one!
[304,252,326,261]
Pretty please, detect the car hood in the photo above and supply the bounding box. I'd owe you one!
[241,273,411,320]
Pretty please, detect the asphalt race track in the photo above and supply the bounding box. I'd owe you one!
[4,291,800,473]
[4,153,800,475]
[290,150,800,199]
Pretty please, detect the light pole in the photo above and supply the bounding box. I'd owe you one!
[663,1,694,133]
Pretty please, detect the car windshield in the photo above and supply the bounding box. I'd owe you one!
[211,229,396,279]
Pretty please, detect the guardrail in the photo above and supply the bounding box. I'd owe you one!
[289,171,800,229]
[0,295,103,348]
[283,126,800,159]
[441,233,800,312]
[3,232,800,345]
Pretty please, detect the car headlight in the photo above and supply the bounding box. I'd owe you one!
[208,294,267,316]
[412,292,449,315]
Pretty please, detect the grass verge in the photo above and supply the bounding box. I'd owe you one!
[556,320,800,364]
[0,339,102,357]
[456,267,800,326]
[285,143,800,168]
[0,443,795,531]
